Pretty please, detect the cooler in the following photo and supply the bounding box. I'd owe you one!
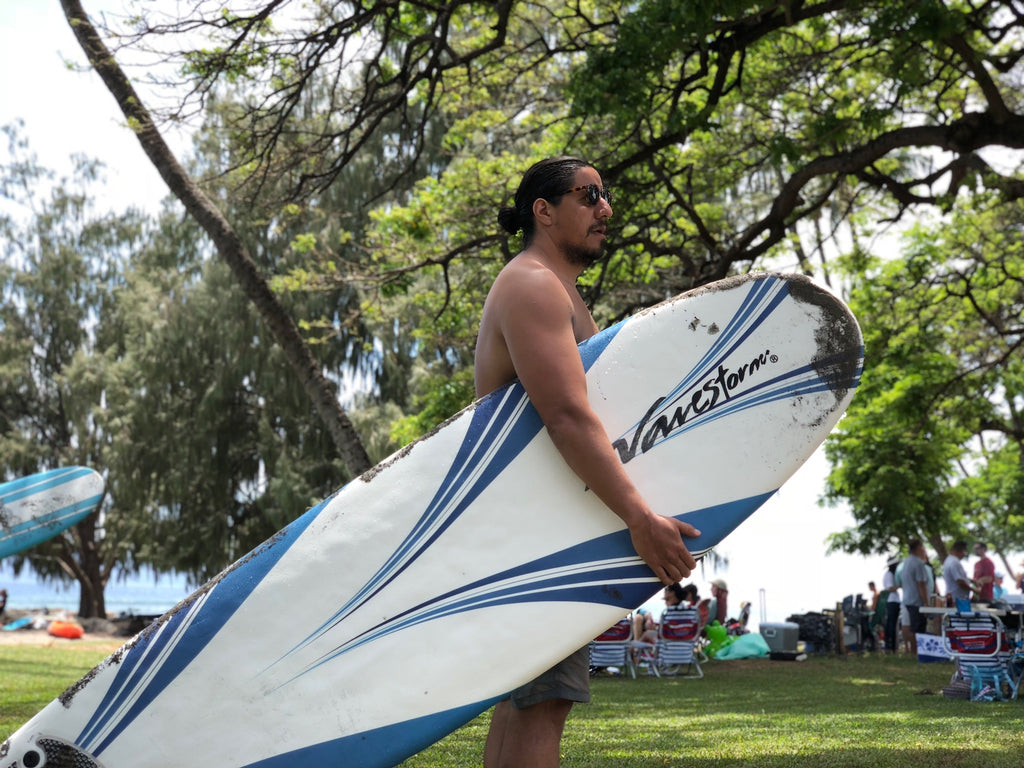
[760,621,800,653]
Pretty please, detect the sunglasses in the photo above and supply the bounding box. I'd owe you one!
[562,183,613,206]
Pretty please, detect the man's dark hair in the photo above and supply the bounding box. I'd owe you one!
[497,156,593,246]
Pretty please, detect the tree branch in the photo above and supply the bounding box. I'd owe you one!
[61,0,372,478]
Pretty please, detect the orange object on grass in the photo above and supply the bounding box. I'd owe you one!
[47,620,84,639]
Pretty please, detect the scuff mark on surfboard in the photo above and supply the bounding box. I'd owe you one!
[601,585,624,601]
[359,398,486,484]
[685,316,720,334]
[785,275,862,407]
[60,661,110,708]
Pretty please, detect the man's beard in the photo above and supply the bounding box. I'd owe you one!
[563,240,604,268]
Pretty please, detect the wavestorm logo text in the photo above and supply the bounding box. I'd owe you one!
[612,349,779,464]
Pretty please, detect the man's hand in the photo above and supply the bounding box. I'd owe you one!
[628,512,701,585]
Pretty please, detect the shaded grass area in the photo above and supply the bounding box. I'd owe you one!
[2,647,1022,766]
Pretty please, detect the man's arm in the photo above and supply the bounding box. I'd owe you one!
[497,267,699,584]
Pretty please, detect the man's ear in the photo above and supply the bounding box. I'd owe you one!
[532,196,555,227]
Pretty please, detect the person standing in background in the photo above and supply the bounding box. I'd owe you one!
[900,540,930,657]
[883,556,901,653]
[942,541,973,606]
[709,579,729,625]
[973,542,996,602]
[993,572,1006,600]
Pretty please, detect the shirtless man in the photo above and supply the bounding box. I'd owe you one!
[476,157,700,768]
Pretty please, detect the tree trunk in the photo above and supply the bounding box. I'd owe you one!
[60,0,372,479]
[927,533,948,563]
[58,515,107,619]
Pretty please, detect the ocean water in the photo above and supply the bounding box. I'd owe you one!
[1,565,192,617]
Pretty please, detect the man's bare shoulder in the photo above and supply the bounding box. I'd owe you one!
[491,252,568,297]
[475,253,579,397]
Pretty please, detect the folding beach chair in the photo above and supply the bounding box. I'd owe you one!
[656,607,704,678]
[941,611,1020,701]
[589,618,636,678]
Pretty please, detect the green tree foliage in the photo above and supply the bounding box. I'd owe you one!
[56,1,1024,571]
[108,1,1024,279]
[824,197,1024,561]
[62,0,373,477]
[359,0,1024,437]
[83,1,1024,445]
[0,121,386,610]
[0,125,150,616]
[98,224,350,583]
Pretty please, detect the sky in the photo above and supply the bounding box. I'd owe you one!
[1,1,909,630]
[1,1,170,216]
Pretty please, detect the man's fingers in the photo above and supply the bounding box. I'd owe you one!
[675,519,702,539]
[632,515,700,584]
[653,566,673,586]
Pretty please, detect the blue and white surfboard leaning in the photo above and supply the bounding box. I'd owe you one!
[0,467,104,560]
[2,273,863,768]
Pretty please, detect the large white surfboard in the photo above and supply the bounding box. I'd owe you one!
[0,467,104,560]
[1,273,862,768]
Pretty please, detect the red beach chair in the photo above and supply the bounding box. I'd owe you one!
[589,618,636,678]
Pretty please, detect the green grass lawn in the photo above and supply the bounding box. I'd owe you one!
[3,646,1022,766]
[0,640,121,738]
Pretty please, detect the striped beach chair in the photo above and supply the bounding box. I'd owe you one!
[941,611,1019,701]
[589,618,637,678]
[656,607,704,678]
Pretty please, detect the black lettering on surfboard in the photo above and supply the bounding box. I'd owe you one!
[612,349,778,464]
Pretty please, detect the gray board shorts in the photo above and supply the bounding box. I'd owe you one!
[508,646,591,709]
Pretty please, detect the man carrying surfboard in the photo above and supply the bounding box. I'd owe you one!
[476,157,701,768]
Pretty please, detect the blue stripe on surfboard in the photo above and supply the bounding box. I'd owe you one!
[656,276,787,407]
[611,277,863,461]
[75,496,329,757]
[289,389,544,653]
[286,321,627,654]
[258,492,775,765]
[0,495,103,555]
[240,696,506,768]
[281,491,775,682]
[0,466,99,504]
